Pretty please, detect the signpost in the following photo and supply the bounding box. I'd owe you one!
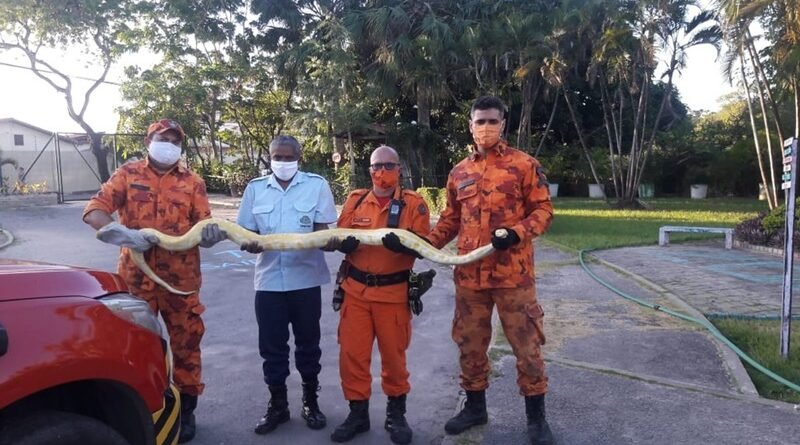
[780,137,797,359]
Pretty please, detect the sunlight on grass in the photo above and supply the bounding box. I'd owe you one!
[711,318,800,404]
[543,197,766,250]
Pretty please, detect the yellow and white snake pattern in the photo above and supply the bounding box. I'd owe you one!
[129,217,500,295]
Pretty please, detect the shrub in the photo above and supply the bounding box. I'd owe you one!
[417,187,448,215]
[734,202,800,249]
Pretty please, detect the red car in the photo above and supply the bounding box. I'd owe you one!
[0,259,180,445]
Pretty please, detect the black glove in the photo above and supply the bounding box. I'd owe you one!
[338,236,360,254]
[382,232,422,259]
[409,298,423,316]
[240,241,264,254]
[491,227,520,250]
[332,288,344,312]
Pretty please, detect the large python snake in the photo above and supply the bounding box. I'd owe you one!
[129,217,501,295]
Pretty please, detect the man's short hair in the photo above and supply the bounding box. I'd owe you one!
[471,95,508,118]
[269,135,302,158]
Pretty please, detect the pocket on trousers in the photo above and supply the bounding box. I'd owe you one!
[525,303,546,345]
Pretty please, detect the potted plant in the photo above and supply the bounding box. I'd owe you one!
[223,159,260,197]
[685,166,710,199]
[540,152,567,198]
[586,148,610,199]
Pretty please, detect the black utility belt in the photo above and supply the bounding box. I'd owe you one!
[347,265,410,287]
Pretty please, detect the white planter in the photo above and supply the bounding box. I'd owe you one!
[690,184,708,199]
[588,183,605,199]
[549,183,559,198]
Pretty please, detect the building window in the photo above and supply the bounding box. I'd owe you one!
[13,134,24,146]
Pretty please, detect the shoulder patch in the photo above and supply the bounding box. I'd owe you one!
[417,203,428,215]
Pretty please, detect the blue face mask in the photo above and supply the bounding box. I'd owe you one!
[148,141,181,165]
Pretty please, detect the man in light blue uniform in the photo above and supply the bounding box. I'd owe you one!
[236,135,338,436]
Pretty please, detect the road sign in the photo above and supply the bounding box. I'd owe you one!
[781,137,797,360]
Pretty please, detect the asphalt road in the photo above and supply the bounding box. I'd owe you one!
[0,203,462,445]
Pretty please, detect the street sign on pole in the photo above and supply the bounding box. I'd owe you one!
[781,137,797,360]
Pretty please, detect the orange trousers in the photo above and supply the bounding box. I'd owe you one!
[338,293,412,401]
[130,284,206,396]
[453,285,547,396]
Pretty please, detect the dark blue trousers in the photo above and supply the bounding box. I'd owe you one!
[254,286,322,386]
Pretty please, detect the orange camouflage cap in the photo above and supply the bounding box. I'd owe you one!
[146,118,186,140]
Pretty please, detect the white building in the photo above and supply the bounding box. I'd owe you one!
[0,118,111,197]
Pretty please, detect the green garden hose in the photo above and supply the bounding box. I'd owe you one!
[578,248,800,395]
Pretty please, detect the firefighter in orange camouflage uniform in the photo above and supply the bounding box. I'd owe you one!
[426,96,555,445]
[323,145,430,445]
[83,119,227,444]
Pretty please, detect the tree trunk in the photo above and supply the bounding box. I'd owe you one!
[534,96,558,157]
[88,132,110,182]
[517,76,541,150]
[562,85,604,195]
[746,31,786,144]
[741,53,774,209]
[746,45,780,205]
[599,77,621,199]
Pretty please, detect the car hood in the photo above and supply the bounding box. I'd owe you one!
[0,259,128,302]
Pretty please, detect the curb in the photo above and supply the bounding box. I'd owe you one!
[208,200,240,209]
[585,252,760,397]
[0,228,13,250]
[539,238,758,396]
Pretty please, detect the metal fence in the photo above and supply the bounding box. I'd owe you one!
[0,133,144,203]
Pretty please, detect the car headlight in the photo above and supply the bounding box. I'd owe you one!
[100,293,163,338]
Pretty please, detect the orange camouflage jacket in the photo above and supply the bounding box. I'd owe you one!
[338,188,430,303]
[83,158,211,294]
[427,140,553,290]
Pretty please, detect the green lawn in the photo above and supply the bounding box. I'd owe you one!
[711,318,800,404]
[544,197,767,250]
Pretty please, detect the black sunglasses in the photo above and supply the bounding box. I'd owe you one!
[370,162,399,171]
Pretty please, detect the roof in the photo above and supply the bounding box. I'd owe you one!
[0,118,94,145]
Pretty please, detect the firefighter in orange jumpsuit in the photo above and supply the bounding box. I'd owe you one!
[83,119,227,444]
[426,96,555,445]
[323,145,430,445]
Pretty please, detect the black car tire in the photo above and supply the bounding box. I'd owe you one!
[0,410,130,445]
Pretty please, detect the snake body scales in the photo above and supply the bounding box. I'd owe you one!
[128,217,500,295]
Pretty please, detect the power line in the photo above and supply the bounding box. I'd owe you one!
[0,60,122,86]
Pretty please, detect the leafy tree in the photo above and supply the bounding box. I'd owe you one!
[0,0,148,181]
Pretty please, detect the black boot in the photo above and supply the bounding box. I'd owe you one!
[254,385,290,435]
[525,395,554,445]
[178,393,197,444]
[330,400,370,443]
[385,394,413,445]
[301,380,327,430]
[444,390,488,435]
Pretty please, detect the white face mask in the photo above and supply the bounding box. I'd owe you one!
[271,160,298,181]
[148,141,182,166]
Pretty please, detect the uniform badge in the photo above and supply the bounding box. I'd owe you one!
[418,204,427,215]
[299,215,312,227]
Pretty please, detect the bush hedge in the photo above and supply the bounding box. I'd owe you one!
[417,187,448,215]
[735,199,800,249]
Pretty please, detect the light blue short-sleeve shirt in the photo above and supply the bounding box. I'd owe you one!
[237,171,338,292]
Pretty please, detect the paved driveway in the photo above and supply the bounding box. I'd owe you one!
[0,203,462,444]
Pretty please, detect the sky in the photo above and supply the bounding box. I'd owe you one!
[0,3,735,134]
